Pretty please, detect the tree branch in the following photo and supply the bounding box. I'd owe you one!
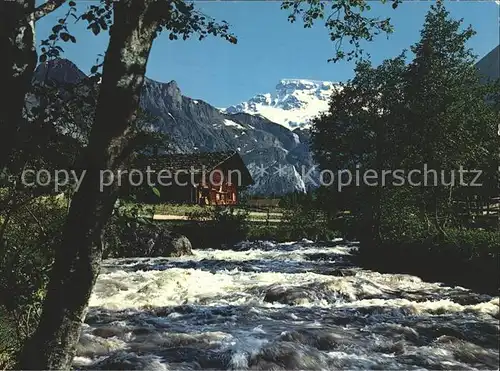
[31,0,67,22]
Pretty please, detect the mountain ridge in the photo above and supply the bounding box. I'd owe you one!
[33,59,318,195]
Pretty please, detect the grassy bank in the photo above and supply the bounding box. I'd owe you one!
[140,203,284,222]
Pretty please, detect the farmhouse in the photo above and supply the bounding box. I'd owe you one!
[134,151,253,206]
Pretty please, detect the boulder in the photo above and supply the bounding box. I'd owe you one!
[248,342,329,370]
[151,232,192,257]
[263,284,313,305]
[105,222,193,258]
[279,329,339,351]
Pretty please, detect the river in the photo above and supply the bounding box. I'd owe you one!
[74,239,499,370]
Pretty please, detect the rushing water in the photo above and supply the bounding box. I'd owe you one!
[75,240,499,370]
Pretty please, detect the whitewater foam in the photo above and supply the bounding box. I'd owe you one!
[80,240,499,370]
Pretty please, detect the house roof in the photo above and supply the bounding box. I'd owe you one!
[147,151,236,172]
[137,151,254,186]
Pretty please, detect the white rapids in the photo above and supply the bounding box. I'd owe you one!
[75,240,499,370]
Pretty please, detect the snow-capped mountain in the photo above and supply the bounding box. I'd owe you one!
[224,79,341,130]
[141,79,318,195]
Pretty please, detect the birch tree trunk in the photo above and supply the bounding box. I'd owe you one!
[16,1,160,368]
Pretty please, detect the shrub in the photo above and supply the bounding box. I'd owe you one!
[356,227,499,295]
[279,206,338,241]
[173,206,249,249]
[379,189,429,244]
[155,203,209,217]
[247,224,281,242]
[103,199,157,258]
[212,206,249,245]
[0,195,67,363]
[0,308,18,369]
[436,229,500,260]
[186,207,214,221]
[329,211,357,240]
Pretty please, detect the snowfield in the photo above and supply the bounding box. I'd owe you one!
[224,79,342,130]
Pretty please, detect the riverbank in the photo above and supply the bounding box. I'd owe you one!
[353,239,499,297]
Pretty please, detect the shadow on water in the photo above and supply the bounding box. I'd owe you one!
[100,241,356,276]
[101,258,355,276]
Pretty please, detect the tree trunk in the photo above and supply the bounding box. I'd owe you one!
[0,0,37,171]
[16,1,159,369]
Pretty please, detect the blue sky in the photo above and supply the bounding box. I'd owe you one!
[35,0,499,107]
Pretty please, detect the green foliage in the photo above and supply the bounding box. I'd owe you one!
[311,2,499,249]
[0,196,66,311]
[275,191,339,241]
[281,0,401,61]
[212,206,250,244]
[0,196,67,363]
[38,0,238,68]
[104,203,250,254]
[173,206,249,249]
[378,189,428,244]
[103,199,156,258]
[436,229,500,261]
[356,228,499,294]
[279,205,338,241]
[0,307,18,369]
[186,206,215,221]
[104,221,170,258]
[246,224,281,242]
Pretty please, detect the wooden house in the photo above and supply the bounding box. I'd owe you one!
[132,151,253,206]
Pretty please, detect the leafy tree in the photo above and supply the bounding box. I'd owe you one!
[312,2,499,246]
[0,0,68,172]
[15,1,236,369]
[400,1,499,232]
[282,0,402,61]
[0,0,403,174]
[312,55,407,244]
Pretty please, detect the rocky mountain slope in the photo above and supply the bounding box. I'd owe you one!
[33,60,320,195]
[141,78,319,195]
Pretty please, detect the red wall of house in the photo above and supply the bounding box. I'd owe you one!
[197,168,238,205]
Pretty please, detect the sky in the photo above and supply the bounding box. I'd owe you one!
[35,0,500,107]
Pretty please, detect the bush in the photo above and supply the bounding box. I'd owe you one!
[247,224,281,242]
[379,189,429,244]
[156,203,209,217]
[174,206,249,249]
[186,207,214,221]
[0,195,67,364]
[212,206,249,243]
[437,229,500,260]
[279,206,338,241]
[0,308,18,369]
[103,199,157,258]
[329,211,357,240]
